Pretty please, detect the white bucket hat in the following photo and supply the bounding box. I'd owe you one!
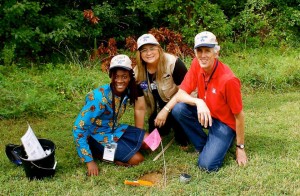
[137,34,159,50]
[194,31,218,49]
[109,54,132,71]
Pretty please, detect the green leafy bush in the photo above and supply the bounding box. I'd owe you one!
[166,0,232,44]
[230,0,300,48]
[1,43,16,66]
[0,0,299,65]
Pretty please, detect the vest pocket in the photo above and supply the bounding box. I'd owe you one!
[160,77,178,100]
[161,75,173,89]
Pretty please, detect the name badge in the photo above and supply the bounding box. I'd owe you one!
[103,142,118,162]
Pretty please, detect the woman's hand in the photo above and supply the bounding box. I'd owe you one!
[86,161,99,176]
[154,107,169,128]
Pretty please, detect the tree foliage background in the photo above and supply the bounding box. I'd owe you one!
[1,0,299,65]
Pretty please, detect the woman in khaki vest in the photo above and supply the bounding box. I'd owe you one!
[134,34,189,148]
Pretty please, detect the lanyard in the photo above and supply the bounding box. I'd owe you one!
[111,87,124,134]
[146,69,155,92]
[204,60,219,91]
[146,70,159,111]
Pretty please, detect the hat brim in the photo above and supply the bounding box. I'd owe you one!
[109,65,132,71]
[194,44,216,49]
[138,43,159,50]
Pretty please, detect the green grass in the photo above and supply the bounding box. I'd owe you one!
[0,47,299,195]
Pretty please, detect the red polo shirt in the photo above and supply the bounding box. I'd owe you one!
[180,58,243,131]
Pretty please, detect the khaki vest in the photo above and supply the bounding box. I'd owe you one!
[135,53,178,116]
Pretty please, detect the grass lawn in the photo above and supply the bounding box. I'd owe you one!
[0,90,299,195]
[0,47,299,195]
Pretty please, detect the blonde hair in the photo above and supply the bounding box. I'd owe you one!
[135,46,166,83]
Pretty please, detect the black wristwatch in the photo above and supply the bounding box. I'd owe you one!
[236,144,245,149]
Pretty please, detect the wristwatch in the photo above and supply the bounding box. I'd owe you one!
[236,144,245,149]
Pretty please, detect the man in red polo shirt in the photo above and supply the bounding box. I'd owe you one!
[156,31,248,171]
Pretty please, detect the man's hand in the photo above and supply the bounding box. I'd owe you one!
[86,161,99,176]
[236,148,247,166]
[154,107,169,128]
[195,99,212,128]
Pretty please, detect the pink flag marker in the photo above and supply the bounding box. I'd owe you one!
[144,128,162,151]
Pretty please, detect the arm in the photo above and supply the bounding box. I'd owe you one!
[155,89,212,128]
[154,58,186,127]
[155,57,189,127]
[224,77,247,166]
[156,58,211,127]
[73,91,105,176]
[134,96,146,129]
[235,110,248,166]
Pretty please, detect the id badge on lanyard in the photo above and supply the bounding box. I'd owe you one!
[103,91,123,162]
[103,140,118,162]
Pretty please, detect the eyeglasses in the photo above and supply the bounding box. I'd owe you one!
[140,47,159,54]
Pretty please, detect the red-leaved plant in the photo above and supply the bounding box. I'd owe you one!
[90,27,194,72]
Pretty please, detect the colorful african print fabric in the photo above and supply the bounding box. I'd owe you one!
[73,84,128,163]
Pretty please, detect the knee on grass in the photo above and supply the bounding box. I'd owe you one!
[198,158,220,172]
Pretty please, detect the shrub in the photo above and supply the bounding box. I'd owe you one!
[1,43,16,66]
[0,0,299,65]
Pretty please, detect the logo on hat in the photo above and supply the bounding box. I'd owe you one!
[117,59,125,64]
[143,36,150,41]
[200,36,207,42]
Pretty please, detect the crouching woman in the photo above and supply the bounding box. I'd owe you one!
[72,55,149,176]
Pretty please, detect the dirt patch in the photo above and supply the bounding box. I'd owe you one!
[139,172,163,185]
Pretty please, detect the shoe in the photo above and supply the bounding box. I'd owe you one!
[179,145,189,151]
[5,144,22,166]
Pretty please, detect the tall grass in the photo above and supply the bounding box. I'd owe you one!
[222,47,300,90]
[1,47,299,119]
[0,47,299,195]
[0,63,110,119]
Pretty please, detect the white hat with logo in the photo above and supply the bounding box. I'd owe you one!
[109,54,132,71]
[194,31,218,49]
[137,34,160,50]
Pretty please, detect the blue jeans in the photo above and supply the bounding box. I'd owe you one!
[172,103,236,171]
